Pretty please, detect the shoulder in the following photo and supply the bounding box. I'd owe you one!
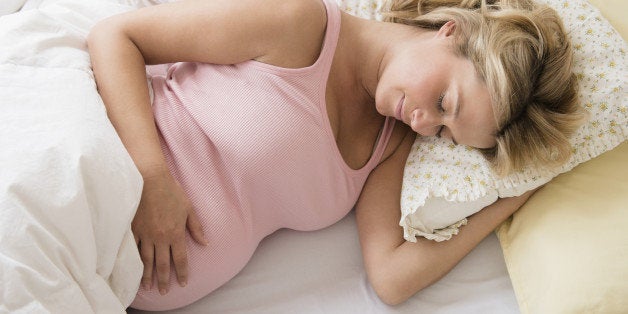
[274,0,328,45]
[254,0,329,68]
[273,0,327,22]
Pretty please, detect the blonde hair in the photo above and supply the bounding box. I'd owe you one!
[384,0,587,176]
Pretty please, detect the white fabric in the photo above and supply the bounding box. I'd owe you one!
[335,0,384,20]
[403,190,497,242]
[0,0,27,16]
[18,0,44,11]
[0,1,146,312]
[400,0,628,241]
[128,212,519,314]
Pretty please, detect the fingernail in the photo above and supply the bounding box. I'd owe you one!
[180,281,187,287]
[159,288,167,295]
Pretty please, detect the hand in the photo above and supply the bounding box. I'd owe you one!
[132,167,208,295]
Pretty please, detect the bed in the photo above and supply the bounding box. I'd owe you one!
[1,0,626,313]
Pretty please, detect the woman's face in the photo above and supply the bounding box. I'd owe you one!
[375,22,498,149]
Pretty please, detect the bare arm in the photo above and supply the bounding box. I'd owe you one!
[87,0,326,294]
[88,0,311,173]
[356,131,536,305]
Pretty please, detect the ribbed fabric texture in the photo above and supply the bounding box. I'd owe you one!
[131,0,395,310]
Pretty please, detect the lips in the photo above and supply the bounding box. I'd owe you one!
[395,95,405,121]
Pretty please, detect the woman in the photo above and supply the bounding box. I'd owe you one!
[87,0,584,310]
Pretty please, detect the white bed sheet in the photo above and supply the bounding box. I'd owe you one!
[129,212,519,314]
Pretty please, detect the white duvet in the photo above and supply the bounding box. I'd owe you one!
[0,1,157,312]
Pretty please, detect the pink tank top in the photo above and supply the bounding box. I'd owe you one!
[149,0,395,240]
[134,0,397,310]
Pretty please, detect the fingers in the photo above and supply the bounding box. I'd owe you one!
[155,243,171,295]
[171,238,189,287]
[138,239,189,293]
[132,175,202,296]
[187,209,208,246]
[139,241,155,290]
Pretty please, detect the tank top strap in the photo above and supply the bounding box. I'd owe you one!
[312,0,341,79]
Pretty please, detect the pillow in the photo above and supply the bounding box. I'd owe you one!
[495,1,628,312]
[399,0,628,241]
[495,141,628,313]
[335,0,384,20]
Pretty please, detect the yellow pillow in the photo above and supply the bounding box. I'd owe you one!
[587,0,627,36]
[496,2,628,313]
[496,141,628,313]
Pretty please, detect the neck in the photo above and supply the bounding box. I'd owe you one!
[327,15,376,118]
[329,13,429,120]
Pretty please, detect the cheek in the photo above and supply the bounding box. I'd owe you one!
[374,65,408,112]
[409,64,445,101]
[457,115,498,148]
[407,76,440,107]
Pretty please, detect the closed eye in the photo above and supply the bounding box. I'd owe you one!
[436,94,445,112]
[436,93,445,138]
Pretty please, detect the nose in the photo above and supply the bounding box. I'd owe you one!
[410,107,441,136]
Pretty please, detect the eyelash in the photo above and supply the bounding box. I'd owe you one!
[436,94,445,112]
[436,93,445,138]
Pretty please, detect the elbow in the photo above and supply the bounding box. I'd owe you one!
[87,16,126,53]
[372,285,408,306]
[86,23,99,52]
[367,267,430,306]
[87,21,108,59]
[87,18,114,49]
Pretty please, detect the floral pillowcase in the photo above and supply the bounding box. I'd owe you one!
[336,0,627,241]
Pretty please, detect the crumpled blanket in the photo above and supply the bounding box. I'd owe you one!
[0,1,155,312]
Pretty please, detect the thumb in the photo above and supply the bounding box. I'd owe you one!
[187,208,208,246]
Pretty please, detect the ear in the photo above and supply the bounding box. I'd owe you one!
[436,20,456,37]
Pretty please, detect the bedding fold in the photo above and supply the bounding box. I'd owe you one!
[0,0,147,312]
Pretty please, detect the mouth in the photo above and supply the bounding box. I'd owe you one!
[395,95,405,121]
